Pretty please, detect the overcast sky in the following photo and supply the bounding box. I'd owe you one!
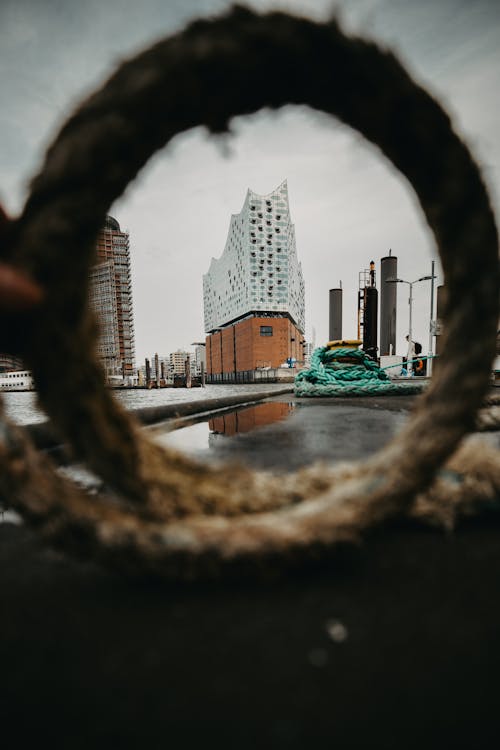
[1,0,499,362]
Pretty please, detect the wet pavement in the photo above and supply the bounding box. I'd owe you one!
[152,392,416,469]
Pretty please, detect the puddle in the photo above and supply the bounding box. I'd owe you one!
[209,401,295,437]
[154,400,295,454]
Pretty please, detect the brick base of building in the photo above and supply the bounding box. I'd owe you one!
[206,315,304,379]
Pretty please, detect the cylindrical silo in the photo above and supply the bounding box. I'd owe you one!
[329,287,343,341]
[363,286,378,358]
[380,253,398,355]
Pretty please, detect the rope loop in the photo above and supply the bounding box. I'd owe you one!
[0,5,498,578]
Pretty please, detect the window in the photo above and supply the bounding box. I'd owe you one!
[260,326,273,336]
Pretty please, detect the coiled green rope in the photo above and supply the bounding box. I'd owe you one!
[295,347,425,397]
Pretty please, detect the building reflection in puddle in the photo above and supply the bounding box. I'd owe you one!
[154,400,295,454]
[209,401,295,437]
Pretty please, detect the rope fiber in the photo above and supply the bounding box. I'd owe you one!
[0,5,498,578]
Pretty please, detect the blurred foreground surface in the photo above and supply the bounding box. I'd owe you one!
[2,392,500,749]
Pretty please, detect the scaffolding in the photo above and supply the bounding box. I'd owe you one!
[357,266,375,340]
[357,261,378,358]
[89,217,136,381]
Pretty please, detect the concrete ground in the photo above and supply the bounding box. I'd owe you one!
[1,392,500,748]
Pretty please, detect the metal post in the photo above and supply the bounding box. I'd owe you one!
[329,286,343,341]
[408,283,413,344]
[428,260,435,376]
[407,282,413,375]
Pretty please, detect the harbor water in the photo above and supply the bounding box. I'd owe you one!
[0,384,296,523]
[1,383,292,426]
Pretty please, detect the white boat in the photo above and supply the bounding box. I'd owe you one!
[0,370,35,392]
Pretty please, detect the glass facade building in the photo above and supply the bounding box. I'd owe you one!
[203,180,305,333]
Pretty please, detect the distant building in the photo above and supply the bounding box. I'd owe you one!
[203,180,305,381]
[169,350,197,376]
[139,350,201,385]
[169,350,187,376]
[193,344,206,377]
[89,216,135,380]
[137,368,146,387]
[303,341,314,366]
[0,355,24,373]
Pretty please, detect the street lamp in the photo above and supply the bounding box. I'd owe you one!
[387,273,434,374]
